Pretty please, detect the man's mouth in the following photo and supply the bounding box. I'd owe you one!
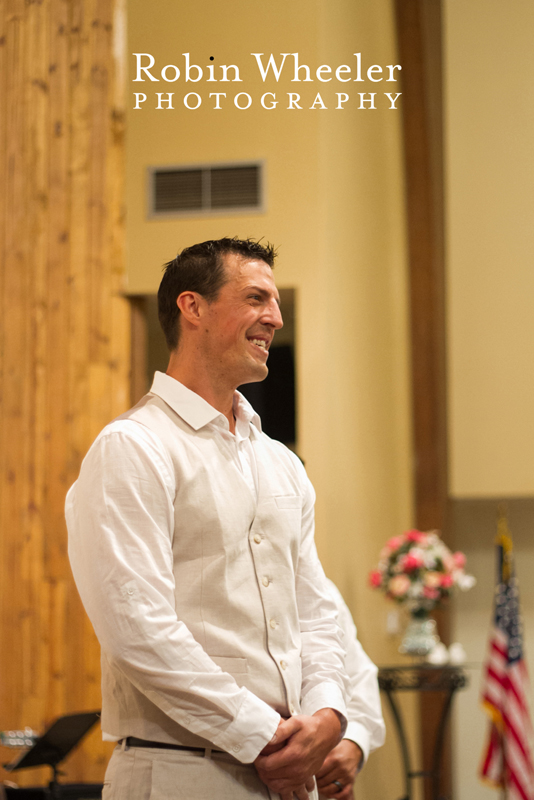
[247,335,271,358]
[249,338,268,350]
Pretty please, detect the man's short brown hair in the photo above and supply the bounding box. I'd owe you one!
[157,237,276,350]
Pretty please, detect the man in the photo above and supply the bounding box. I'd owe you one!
[67,238,348,800]
[316,579,385,800]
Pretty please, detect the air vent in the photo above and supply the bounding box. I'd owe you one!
[154,169,202,212]
[150,162,263,216]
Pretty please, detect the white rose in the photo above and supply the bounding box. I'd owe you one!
[455,572,476,591]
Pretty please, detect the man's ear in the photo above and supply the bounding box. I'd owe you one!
[176,291,205,328]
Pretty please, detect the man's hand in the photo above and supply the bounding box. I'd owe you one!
[316,739,363,799]
[254,708,342,800]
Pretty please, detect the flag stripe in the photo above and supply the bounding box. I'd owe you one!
[509,769,530,800]
[479,532,534,799]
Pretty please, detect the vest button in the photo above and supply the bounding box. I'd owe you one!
[269,619,277,629]
[290,704,296,714]
[262,576,270,587]
[254,534,261,544]
[280,660,287,670]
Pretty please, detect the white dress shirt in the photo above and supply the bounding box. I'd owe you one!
[325,579,386,764]
[66,372,348,764]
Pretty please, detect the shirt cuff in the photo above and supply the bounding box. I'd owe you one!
[300,683,348,739]
[343,720,371,766]
[212,691,281,764]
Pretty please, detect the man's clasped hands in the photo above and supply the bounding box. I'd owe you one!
[255,709,362,800]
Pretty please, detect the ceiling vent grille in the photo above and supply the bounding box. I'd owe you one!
[150,163,263,216]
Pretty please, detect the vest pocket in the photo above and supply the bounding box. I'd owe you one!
[210,656,248,674]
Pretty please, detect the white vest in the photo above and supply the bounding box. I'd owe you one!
[101,391,307,747]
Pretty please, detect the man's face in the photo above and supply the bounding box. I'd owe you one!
[200,252,283,389]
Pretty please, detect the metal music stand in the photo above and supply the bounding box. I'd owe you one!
[3,711,100,799]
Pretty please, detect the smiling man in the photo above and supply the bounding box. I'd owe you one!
[66,238,348,800]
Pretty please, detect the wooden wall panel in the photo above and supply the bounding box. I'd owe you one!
[0,0,129,785]
[394,2,451,798]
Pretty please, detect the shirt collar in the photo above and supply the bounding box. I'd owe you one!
[149,371,262,433]
[233,391,262,435]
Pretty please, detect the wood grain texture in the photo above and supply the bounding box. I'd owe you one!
[394,2,451,798]
[395,0,448,540]
[0,0,129,785]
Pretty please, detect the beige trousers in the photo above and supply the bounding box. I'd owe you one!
[102,744,319,800]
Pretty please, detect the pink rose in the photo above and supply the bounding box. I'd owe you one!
[406,529,425,543]
[440,574,454,588]
[389,574,411,597]
[401,552,425,572]
[386,536,405,552]
[368,570,383,588]
[423,587,440,600]
[453,551,466,569]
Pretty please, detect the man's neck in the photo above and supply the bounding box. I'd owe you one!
[166,354,236,433]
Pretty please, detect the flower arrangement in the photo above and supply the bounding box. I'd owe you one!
[368,529,475,617]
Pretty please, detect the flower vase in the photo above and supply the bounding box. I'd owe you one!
[399,611,439,656]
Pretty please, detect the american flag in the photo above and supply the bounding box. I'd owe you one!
[480,518,534,799]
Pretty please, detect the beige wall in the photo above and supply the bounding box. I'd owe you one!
[127,1,414,796]
[445,1,534,797]
[445,0,534,498]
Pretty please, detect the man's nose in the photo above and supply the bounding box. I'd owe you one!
[264,299,283,330]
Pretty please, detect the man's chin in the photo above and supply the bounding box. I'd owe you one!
[238,365,269,386]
